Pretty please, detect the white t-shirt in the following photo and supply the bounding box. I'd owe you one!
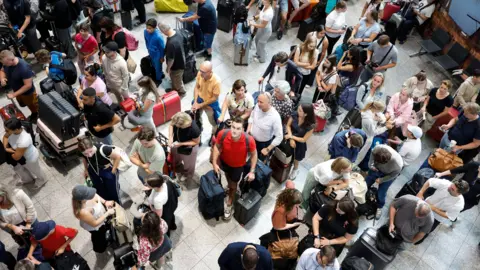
[398,138,422,166]
[416,0,435,25]
[325,10,346,38]
[8,130,38,163]
[425,178,464,224]
[148,182,168,210]
[259,6,274,30]
[312,159,351,186]
[270,65,287,86]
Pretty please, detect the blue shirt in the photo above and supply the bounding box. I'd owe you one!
[355,18,381,46]
[218,242,272,270]
[329,128,367,162]
[49,51,65,81]
[3,58,35,95]
[448,112,480,146]
[197,0,217,34]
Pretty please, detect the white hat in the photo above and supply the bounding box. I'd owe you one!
[407,124,423,139]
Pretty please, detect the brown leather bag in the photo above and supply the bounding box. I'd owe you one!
[428,148,463,171]
[268,231,299,260]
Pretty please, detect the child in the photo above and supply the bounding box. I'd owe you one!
[34,49,67,82]
[74,22,99,72]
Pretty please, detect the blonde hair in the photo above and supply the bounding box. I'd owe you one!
[440,79,452,90]
[0,50,14,61]
[369,73,385,89]
[331,157,352,174]
[72,199,84,218]
[463,102,480,115]
[361,101,385,113]
[300,34,317,65]
[171,112,192,129]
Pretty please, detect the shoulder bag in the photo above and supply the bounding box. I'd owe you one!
[428,148,463,171]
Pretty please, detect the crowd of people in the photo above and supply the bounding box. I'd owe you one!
[0,0,480,269]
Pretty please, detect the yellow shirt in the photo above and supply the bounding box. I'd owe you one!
[196,72,221,102]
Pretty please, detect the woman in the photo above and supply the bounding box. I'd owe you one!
[285,104,315,180]
[249,0,274,63]
[99,17,129,60]
[337,46,363,88]
[385,88,414,128]
[168,112,201,183]
[3,118,47,189]
[144,18,165,84]
[77,64,112,108]
[74,22,99,73]
[272,81,294,122]
[328,128,366,162]
[313,54,338,103]
[293,35,319,96]
[132,212,171,270]
[360,0,384,19]
[78,136,122,204]
[307,26,329,87]
[348,10,381,48]
[86,0,105,42]
[420,80,453,133]
[72,185,115,253]
[312,199,359,256]
[125,77,159,136]
[402,70,433,111]
[218,80,255,123]
[355,72,385,110]
[301,157,352,210]
[325,1,348,55]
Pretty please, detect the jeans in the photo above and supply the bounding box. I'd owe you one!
[439,132,462,155]
[0,241,16,270]
[98,133,113,145]
[366,170,394,208]
[397,10,419,42]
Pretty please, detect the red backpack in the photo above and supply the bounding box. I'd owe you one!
[113,28,139,51]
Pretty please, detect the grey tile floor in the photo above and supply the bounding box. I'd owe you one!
[1,0,480,269]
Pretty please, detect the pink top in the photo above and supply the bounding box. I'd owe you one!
[387,92,414,126]
[82,77,112,106]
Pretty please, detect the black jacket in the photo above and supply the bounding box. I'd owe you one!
[262,58,303,94]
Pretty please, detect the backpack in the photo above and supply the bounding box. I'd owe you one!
[198,170,225,220]
[341,256,374,270]
[355,187,377,220]
[338,83,368,111]
[50,59,78,85]
[99,144,133,172]
[113,28,139,51]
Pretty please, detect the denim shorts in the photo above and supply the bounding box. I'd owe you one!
[203,33,215,49]
[278,0,288,13]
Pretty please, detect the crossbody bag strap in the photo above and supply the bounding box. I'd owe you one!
[377,44,394,67]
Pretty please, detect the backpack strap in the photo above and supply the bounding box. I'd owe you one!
[99,144,113,164]
[361,83,369,101]
[217,129,231,151]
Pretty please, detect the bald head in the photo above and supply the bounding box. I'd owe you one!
[199,61,213,80]
[257,93,271,112]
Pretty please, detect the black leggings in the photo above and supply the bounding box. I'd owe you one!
[326,35,341,56]
[298,72,313,96]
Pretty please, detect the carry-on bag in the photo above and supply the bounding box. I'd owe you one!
[183,52,198,83]
[40,77,55,94]
[251,159,272,196]
[375,225,402,256]
[234,182,262,225]
[113,244,137,270]
[233,35,251,66]
[53,81,79,109]
[183,12,204,52]
[38,91,80,141]
[269,154,292,183]
[198,170,225,220]
[341,256,374,270]
[297,17,316,41]
[0,103,26,121]
[37,119,88,153]
[217,0,235,33]
[153,91,182,127]
[297,234,315,256]
[428,148,463,171]
[395,168,434,198]
[175,20,195,54]
[382,3,401,22]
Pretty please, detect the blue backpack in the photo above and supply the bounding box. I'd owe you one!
[338,83,367,111]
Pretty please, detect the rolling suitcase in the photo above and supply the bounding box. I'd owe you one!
[198,170,225,220]
[217,0,235,33]
[269,154,292,183]
[297,17,315,41]
[342,26,353,45]
[153,91,182,126]
[37,119,87,155]
[234,186,262,225]
[233,36,250,66]
[382,3,401,22]
[40,77,55,94]
[250,159,272,196]
[140,56,155,78]
[53,81,79,109]
[346,227,396,270]
[113,244,137,270]
[183,52,197,83]
[175,20,195,54]
[120,10,133,30]
[183,12,204,52]
[45,22,63,53]
[38,91,80,141]
[0,103,26,121]
[314,115,327,132]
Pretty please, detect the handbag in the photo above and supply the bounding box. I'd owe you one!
[100,145,133,172]
[313,99,331,120]
[349,172,368,204]
[126,55,137,73]
[112,202,132,232]
[268,231,299,260]
[428,148,463,171]
[375,224,402,255]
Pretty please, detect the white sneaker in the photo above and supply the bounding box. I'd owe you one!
[223,204,233,221]
[289,169,299,180]
[375,208,382,220]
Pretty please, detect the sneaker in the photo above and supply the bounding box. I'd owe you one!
[276,30,283,40]
[223,204,233,220]
[289,168,299,180]
[252,56,260,63]
[205,53,212,61]
[375,208,382,220]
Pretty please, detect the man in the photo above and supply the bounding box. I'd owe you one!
[453,69,480,109]
[101,41,130,103]
[396,125,423,166]
[14,259,52,270]
[259,51,303,95]
[248,93,283,162]
[366,144,404,219]
[192,61,221,141]
[3,0,41,54]
[361,35,398,83]
[328,128,366,162]
[50,0,76,58]
[296,246,339,270]
[386,88,414,128]
[0,50,38,122]
[28,220,78,262]
[388,195,434,244]
[82,87,121,145]
[212,117,257,220]
[179,0,217,60]
[218,242,273,270]
[129,127,166,183]
[159,22,186,97]
[414,178,469,244]
[397,0,436,44]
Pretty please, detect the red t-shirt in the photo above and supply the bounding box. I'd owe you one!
[74,34,98,54]
[216,130,256,167]
[31,225,77,259]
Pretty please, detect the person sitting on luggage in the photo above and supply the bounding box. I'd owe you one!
[212,117,257,221]
[292,35,320,96]
[389,125,423,166]
[218,79,255,124]
[414,178,469,245]
[77,64,112,109]
[313,54,338,104]
[452,69,480,110]
[360,35,397,83]
[218,242,273,270]
[296,246,339,270]
[324,1,347,55]
[81,87,121,145]
[27,220,78,263]
[420,79,453,134]
[312,198,359,256]
[301,157,352,210]
[388,195,434,244]
[0,50,39,122]
[131,212,172,270]
[271,81,294,123]
[71,185,115,253]
[328,128,366,163]
[78,136,122,204]
[347,10,381,48]
[3,118,47,189]
[74,22,99,73]
[397,0,436,44]
[360,0,384,20]
[366,144,404,219]
[34,49,67,82]
[125,77,160,136]
[168,112,201,184]
[247,93,283,162]
[191,61,221,145]
[355,72,385,110]
[248,0,274,64]
[337,46,363,88]
[144,18,165,85]
[101,41,130,103]
[285,103,315,179]
[258,51,303,95]
[129,127,166,183]
[403,70,433,112]
[385,88,414,128]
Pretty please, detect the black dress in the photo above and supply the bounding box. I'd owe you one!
[290,112,313,161]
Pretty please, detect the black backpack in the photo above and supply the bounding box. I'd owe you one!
[356,187,378,220]
[341,256,374,270]
[50,59,78,85]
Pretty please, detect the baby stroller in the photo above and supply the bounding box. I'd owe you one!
[0,23,25,58]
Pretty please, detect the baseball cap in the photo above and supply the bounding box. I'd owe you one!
[102,41,118,53]
[407,124,423,139]
[32,220,56,240]
[72,185,97,201]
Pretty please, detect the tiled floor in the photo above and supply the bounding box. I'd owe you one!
[1,1,480,270]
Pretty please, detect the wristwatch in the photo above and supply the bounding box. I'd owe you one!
[315,234,321,239]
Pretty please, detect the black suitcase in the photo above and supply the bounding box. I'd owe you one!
[38,91,80,141]
[140,56,155,78]
[342,26,353,45]
[234,188,262,225]
[120,10,133,30]
[175,21,195,54]
[269,154,292,184]
[395,168,435,198]
[183,52,197,83]
[40,77,55,94]
[54,81,79,109]
[217,0,234,33]
[297,17,316,42]
[113,244,137,270]
[346,228,396,270]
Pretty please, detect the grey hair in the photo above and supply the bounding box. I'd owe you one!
[416,201,431,217]
[158,22,171,32]
[260,92,272,104]
[14,259,35,270]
